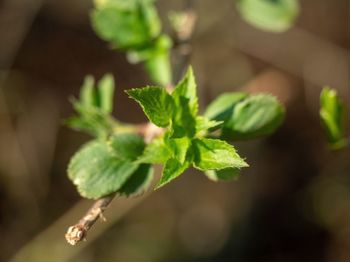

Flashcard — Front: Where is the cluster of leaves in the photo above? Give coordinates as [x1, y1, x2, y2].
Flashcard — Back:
[320, 87, 347, 149]
[67, 75, 153, 199]
[64, 0, 289, 200]
[236, 0, 300, 33]
[66, 68, 285, 199]
[91, 0, 172, 86]
[66, 74, 117, 139]
[127, 68, 250, 188]
[90, 0, 302, 84]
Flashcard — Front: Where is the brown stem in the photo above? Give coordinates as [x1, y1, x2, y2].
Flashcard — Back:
[135, 122, 164, 143]
[65, 194, 115, 245]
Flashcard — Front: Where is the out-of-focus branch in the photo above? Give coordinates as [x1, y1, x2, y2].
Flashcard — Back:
[172, 5, 197, 82]
[174, 10, 197, 43]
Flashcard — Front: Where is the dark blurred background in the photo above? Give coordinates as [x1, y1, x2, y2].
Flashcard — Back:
[2, 0, 350, 261]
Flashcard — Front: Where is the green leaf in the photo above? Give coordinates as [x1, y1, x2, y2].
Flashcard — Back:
[167, 137, 191, 163]
[80, 75, 97, 108]
[320, 87, 347, 149]
[139, 134, 191, 164]
[66, 74, 116, 138]
[91, 0, 161, 49]
[170, 67, 198, 138]
[156, 158, 190, 189]
[195, 116, 223, 137]
[94, 0, 141, 10]
[97, 73, 115, 113]
[138, 137, 172, 164]
[146, 136, 191, 188]
[193, 138, 248, 171]
[196, 116, 223, 130]
[65, 115, 103, 138]
[109, 133, 145, 160]
[126, 86, 175, 127]
[118, 164, 153, 197]
[144, 35, 172, 86]
[205, 92, 284, 141]
[68, 141, 139, 199]
[66, 103, 113, 138]
[127, 35, 172, 86]
[205, 168, 241, 181]
[137, 0, 162, 42]
[77, 74, 115, 113]
[204, 92, 248, 122]
[145, 53, 172, 86]
[236, 0, 299, 33]
[221, 94, 285, 140]
[171, 96, 197, 138]
[172, 66, 198, 116]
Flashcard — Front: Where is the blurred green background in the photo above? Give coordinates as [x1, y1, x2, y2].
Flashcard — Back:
[2, 0, 350, 261]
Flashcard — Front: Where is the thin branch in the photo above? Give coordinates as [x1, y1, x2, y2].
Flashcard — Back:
[65, 194, 115, 245]
[136, 122, 164, 143]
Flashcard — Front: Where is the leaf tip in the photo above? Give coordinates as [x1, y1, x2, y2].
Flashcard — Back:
[154, 180, 166, 190]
